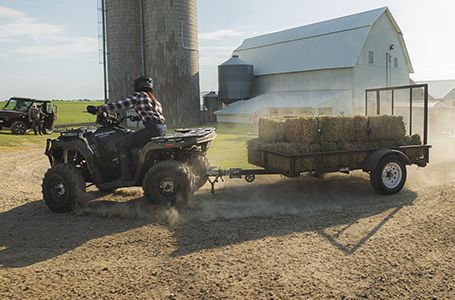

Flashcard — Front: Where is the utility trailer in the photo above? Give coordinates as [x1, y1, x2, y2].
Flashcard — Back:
[207, 84, 431, 196]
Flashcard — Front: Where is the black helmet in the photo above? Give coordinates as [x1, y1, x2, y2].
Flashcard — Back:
[134, 76, 154, 92]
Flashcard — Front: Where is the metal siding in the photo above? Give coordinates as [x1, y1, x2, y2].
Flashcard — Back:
[216, 90, 353, 116]
[254, 68, 354, 95]
[353, 13, 410, 114]
[143, 0, 200, 127]
[236, 7, 386, 51]
[235, 27, 369, 76]
[105, 0, 142, 102]
[416, 80, 455, 100]
[105, 0, 200, 127]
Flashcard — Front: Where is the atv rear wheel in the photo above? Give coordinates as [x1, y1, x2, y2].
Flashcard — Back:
[143, 160, 192, 207]
[42, 164, 87, 213]
[11, 120, 27, 135]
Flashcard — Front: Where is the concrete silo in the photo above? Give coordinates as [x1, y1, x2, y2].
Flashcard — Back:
[104, 0, 201, 127]
[105, 1, 142, 102]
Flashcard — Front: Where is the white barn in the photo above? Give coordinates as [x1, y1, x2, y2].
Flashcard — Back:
[216, 7, 413, 124]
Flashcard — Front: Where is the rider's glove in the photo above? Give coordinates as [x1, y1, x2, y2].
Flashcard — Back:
[86, 105, 98, 115]
[130, 115, 141, 122]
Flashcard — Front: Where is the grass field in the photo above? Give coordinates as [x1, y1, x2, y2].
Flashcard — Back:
[52, 100, 103, 125]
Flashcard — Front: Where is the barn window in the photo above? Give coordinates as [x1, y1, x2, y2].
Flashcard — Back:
[394, 57, 398, 68]
[368, 51, 374, 64]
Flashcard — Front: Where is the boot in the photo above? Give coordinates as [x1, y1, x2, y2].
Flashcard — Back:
[119, 152, 132, 181]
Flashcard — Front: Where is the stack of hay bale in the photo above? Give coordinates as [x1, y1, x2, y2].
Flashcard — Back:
[248, 115, 422, 174]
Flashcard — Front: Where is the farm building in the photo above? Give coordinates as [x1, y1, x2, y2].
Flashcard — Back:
[417, 79, 455, 103]
[216, 7, 413, 124]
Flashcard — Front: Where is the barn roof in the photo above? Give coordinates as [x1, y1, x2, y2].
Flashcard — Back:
[234, 7, 413, 75]
[416, 79, 455, 99]
[215, 90, 352, 116]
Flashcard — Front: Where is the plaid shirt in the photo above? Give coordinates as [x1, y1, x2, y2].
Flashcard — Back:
[99, 92, 165, 124]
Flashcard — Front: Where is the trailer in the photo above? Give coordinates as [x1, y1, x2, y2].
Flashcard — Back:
[207, 84, 431, 196]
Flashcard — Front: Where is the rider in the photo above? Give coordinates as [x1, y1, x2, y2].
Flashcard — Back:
[87, 76, 166, 181]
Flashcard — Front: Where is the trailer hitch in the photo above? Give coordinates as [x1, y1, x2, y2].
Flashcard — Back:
[207, 175, 224, 195]
[206, 167, 263, 195]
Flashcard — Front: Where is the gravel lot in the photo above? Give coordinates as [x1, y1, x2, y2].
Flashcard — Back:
[1, 140, 454, 299]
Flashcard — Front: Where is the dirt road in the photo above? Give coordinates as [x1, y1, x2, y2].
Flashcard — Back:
[1, 141, 455, 299]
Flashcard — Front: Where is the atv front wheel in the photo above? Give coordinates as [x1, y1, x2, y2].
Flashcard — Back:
[11, 120, 27, 135]
[42, 164, 87, 213]
[143, 160, 192, 207]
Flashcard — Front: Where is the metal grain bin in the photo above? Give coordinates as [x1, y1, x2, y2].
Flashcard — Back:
[203, 91, 221, 112]
[218, 55, 254, 105]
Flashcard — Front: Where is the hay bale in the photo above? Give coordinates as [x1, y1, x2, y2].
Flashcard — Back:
[320, 142, 351, 168]
[400, 134, 422, 146]
[352, 116, 369, 142]
[258, 118, 286, 142]
[248, 139, 321, 172]
[247, 139, 264, 166]
[284, 117, 319, 144]
[368, 115, 406, 141]
[318, 116, 356, 143]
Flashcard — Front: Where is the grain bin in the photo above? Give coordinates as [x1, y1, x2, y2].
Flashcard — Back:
[203, 91, 221, 112]
[105, 0, 201, 127]
[218, 55, 254, 105]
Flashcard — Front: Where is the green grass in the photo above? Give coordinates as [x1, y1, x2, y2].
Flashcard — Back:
[205, 123, 257, 169]
[52, 100, 103, 125]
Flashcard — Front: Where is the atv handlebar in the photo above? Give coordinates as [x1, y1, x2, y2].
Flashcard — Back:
[86, 106, 139, 127]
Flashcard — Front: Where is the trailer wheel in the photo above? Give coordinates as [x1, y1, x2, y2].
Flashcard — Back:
[42, 164, 87, 213]
[370, 155, 407, 195]
[143, 160, 192, 207]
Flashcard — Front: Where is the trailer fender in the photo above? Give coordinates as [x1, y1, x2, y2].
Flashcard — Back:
[362, 149, 411, 172]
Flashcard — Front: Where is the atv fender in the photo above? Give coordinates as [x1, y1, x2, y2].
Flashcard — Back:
[362, 149, 410, 172]
[48, 139, 103, 183]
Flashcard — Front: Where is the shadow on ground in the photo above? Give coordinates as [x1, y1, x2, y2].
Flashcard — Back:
[0, 173, 416, 268]
[173, 174, 417, 256]
[0, 191, 153, 268]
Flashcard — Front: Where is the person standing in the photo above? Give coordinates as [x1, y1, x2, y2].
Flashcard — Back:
[28, 103, 42, 135]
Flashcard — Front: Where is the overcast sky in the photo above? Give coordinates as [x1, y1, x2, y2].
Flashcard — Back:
[0, 0, 454, 100]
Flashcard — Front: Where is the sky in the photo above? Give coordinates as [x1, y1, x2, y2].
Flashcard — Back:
[0, 0, 454, 100]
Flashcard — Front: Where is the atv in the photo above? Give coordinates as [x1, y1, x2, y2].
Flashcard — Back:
[42, 110, 216, 212]
[0, 97, 56, 134]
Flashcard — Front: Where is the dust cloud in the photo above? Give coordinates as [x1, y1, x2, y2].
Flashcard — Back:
[74, 189, 180, 226]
